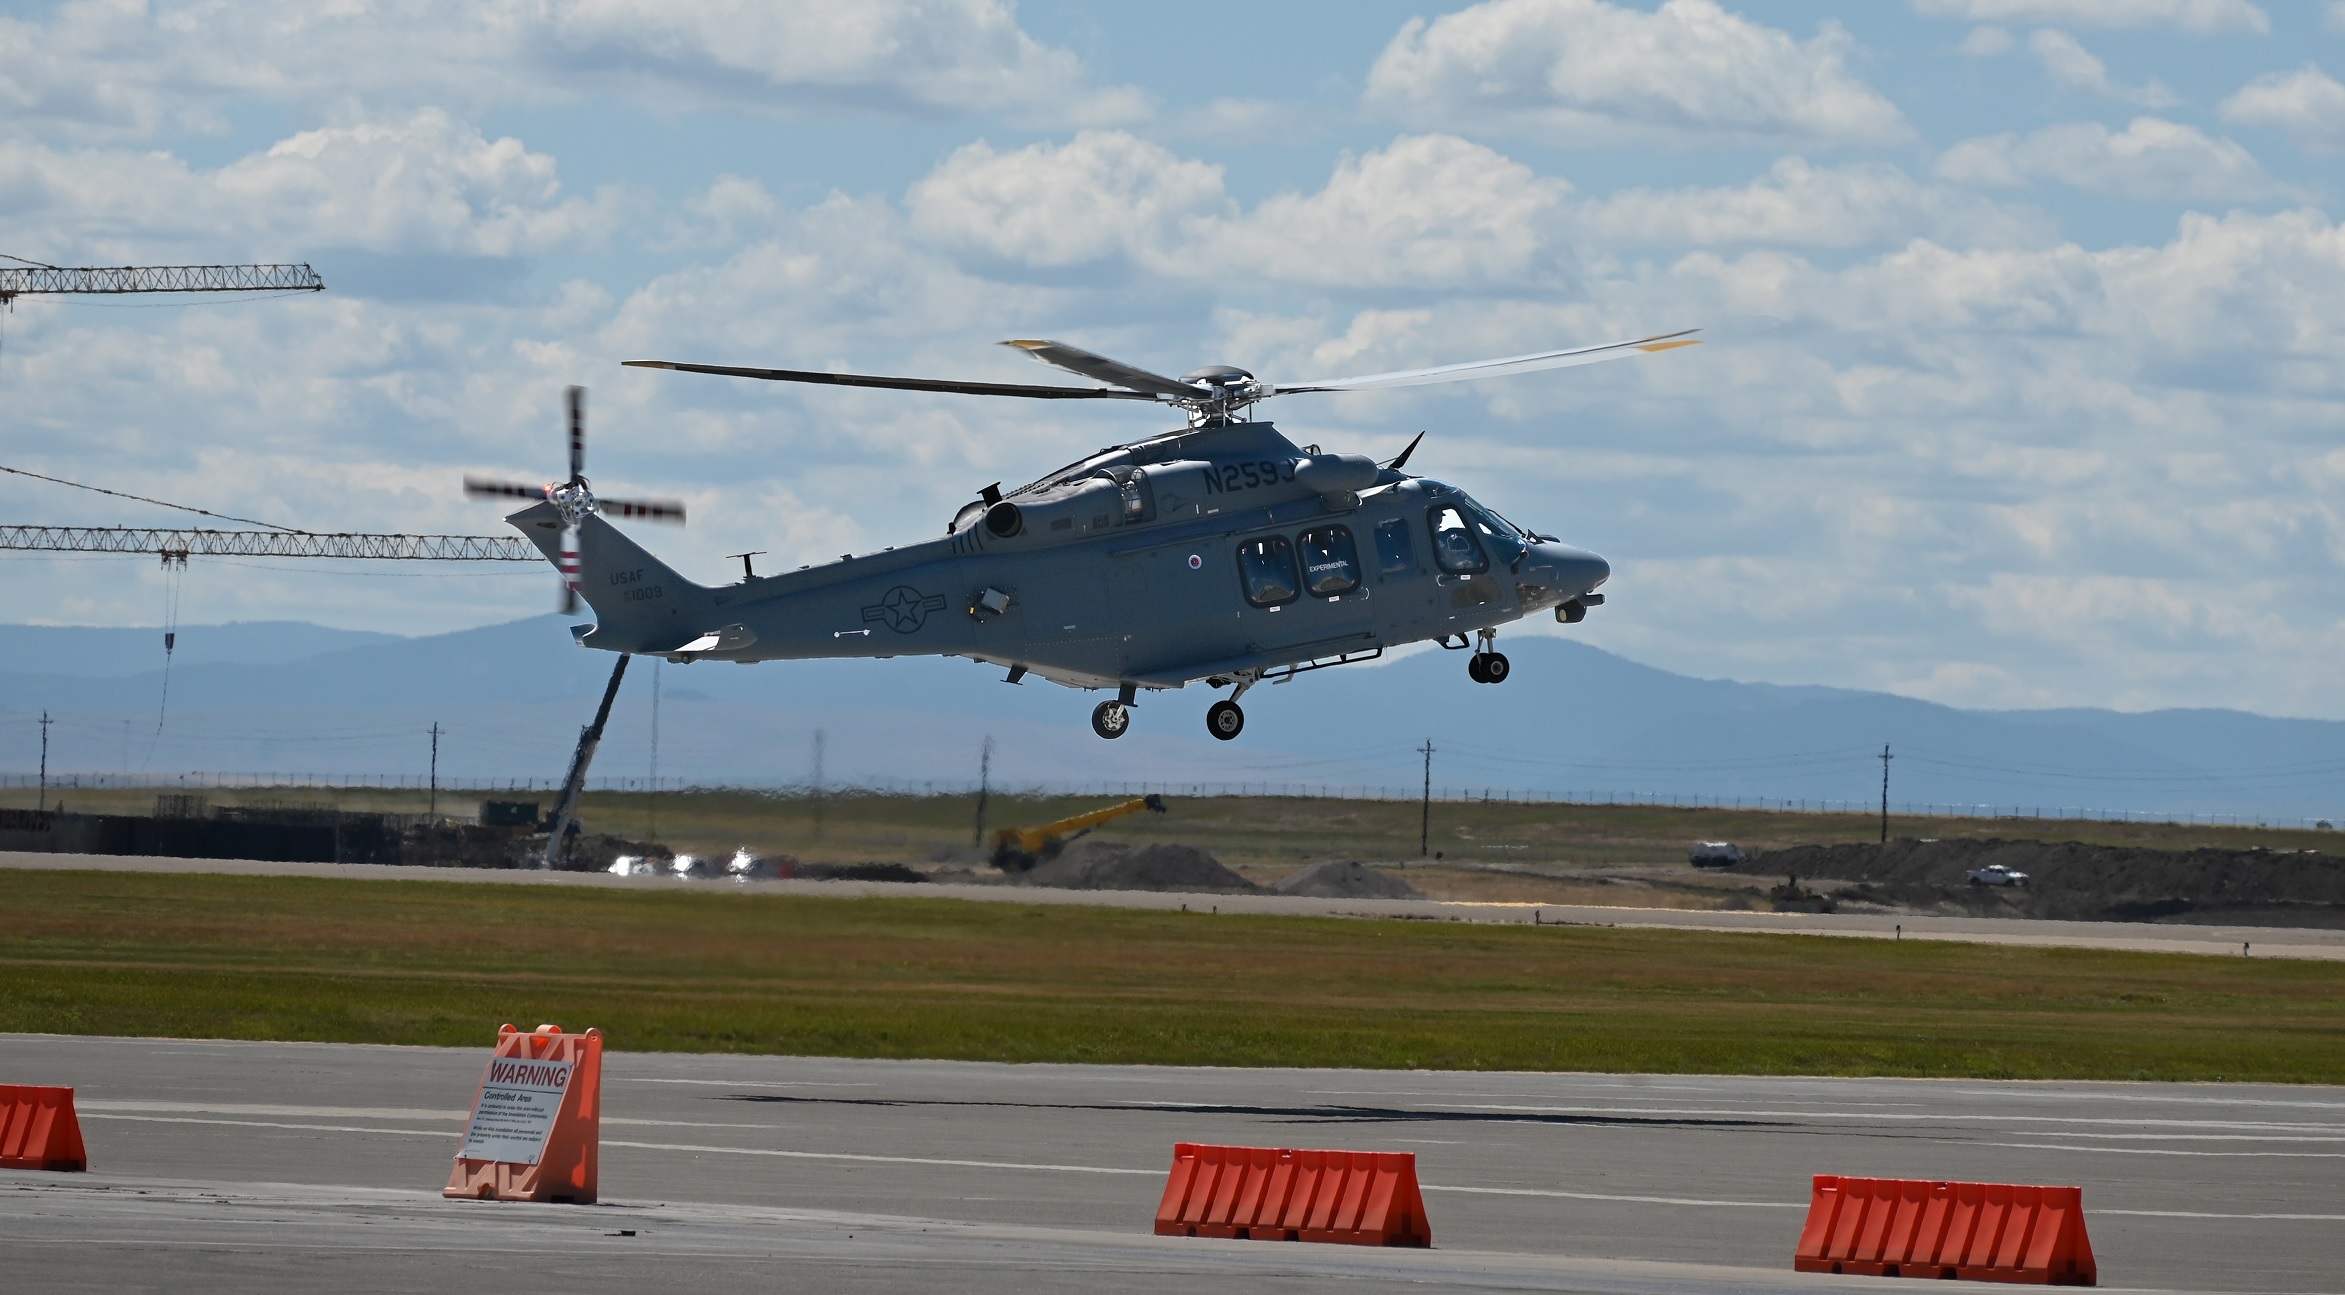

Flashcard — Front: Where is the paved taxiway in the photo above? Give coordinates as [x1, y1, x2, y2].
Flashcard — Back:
[10, 850, 2344, 961]
[3, 1036, 2340, 1293]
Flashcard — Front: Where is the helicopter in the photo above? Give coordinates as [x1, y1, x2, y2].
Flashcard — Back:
[468, 330, 1698, 741]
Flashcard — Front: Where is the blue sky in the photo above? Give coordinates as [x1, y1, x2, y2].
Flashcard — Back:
[2, 0, 2343, 717]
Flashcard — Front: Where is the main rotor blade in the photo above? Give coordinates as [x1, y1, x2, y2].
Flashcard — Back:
[566, 386, 585, 483]
[602, 497, 687, 523]
[1000, 340, 1201, 400]
[465, 478, 548, 501]
[1276, 329, 1702, 394]
[623, 359, 1159, 402]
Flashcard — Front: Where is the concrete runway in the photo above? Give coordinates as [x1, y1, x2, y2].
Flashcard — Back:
[3, 1036, 2340, 1293]
[10, 850, 2345, 961]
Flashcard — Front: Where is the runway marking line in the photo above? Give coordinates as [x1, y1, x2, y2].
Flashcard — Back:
[1448, 1103, 2343, 1133]
[53, 1118, 2345, 1223]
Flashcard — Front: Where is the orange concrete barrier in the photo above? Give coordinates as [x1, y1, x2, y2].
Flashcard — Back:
[1795, 1174, 2097, 1286]
[0, 1085, 87, 1172]
[444, 1023, 601, 1204]
[1154, 1142, 1432, 1247]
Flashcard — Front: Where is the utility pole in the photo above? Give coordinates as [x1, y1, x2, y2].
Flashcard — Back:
[1879, 743, 1893, 844]
[811, 728, 826, 840]
[428, 722, 441, 820]
[37, 711, 52, 812]
[1418, 739, 1435, 857]
[972, 735, 994, 848]
[647, 659, 661, 843]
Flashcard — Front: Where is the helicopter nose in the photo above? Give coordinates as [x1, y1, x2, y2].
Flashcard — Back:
[1531, 542, 1609, 596]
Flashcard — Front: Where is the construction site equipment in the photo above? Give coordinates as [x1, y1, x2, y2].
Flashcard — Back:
[0, 525, 535, 562]
[540, 656, 631, 868]
[990, 793, 1166, 871]
[446, 1024, 602, 1204]
[1154, 1143, 1432, 1247]
[1795, 1174, 2097, 1285]
[0, 1085, 88, 1172]
[0, 259, 323, 305]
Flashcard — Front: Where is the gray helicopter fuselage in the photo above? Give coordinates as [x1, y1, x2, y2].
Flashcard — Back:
[513, 418, 1609, 696]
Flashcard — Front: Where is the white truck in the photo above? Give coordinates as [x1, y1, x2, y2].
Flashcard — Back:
[1966, 863, 2029, 887]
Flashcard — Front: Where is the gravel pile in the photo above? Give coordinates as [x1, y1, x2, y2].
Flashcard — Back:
[1751, 837, 2345, 925]
[1019, 841, 1260, 893]
[1275, 860, 1425, 900]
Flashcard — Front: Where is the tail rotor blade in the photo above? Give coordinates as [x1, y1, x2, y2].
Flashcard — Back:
[465, 477, 548, 500]
[558, 524, 582, 613]
[566, 386, 586, 484]
[601, 497, 687, 523]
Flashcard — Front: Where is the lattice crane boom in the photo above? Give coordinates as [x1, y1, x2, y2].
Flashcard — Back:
[0, 525, 536, 562]
[0, 259, 324, 304]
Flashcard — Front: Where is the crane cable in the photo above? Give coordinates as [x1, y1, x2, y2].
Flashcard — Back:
[0, 462, 300, 532]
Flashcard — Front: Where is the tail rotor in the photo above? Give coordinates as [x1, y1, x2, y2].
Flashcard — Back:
[464, 385, 686, 613]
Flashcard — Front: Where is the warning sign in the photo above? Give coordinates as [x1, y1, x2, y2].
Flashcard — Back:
[457, 1056, 574, 1165]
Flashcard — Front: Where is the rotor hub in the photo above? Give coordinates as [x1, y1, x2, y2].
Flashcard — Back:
[548, 479, 597, 527]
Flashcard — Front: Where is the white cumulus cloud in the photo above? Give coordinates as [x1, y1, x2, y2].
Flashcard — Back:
[2027, 29, 2177, 106]
[1574, 157, 2049, 249]
[1364, 0, 1909, 148]
[2221, 66, 2345, 153]
[0, 0, 1142, 142]
[0, 110, 626, 263]
[1910, 0, 2269, 32]
[1936, 118, 2273, 200]
[909, 132, 1569, 289]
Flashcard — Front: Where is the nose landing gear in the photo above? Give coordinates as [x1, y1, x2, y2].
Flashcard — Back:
[1092, 682, 1139, 739]
[1466, 629, 1510, 684]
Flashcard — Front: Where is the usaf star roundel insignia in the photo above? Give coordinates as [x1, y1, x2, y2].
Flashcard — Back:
[863, 584, 949, 633]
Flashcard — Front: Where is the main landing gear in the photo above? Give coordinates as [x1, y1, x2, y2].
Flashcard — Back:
[1204, 671, 1260, 741]
[1467, 629, 1509, 685]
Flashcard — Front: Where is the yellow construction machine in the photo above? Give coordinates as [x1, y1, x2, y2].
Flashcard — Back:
[990, 794, 1167, 871]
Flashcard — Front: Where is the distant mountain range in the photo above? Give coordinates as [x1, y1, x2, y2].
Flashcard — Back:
[3, 617, 2340, 820]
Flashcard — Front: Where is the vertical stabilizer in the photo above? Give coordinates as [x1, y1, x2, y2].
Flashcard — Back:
[506, 503, 713, 651]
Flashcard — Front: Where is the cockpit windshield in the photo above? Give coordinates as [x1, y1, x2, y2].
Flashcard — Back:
[1452, 492, 1528, 564]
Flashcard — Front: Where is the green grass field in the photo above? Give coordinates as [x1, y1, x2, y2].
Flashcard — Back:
[5, 868, 2339, 1082]
[11, 784, 2336, 869]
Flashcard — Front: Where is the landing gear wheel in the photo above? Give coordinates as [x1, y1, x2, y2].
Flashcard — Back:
[1467, 653, 1491, 684]
[1481, 651, 1510, 684]
[1206, 700, 1245, 741]
[1090, 700, 1130, 740]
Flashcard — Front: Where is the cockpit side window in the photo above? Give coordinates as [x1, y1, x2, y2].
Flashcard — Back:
[1373, 518, 1414, 574]
[1236, 535, 1300, 607]
[1428, 506, 1488, 574]
[1297, 526, 1360, 597]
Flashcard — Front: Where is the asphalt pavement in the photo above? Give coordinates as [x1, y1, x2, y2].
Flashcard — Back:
[3, 1035, 2339, 1293]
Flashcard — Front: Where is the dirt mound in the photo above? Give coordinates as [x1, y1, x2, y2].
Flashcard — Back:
[1275, 860, 1425, 900]
[1750, 837, 2345, 926]
[796, 862, 926, 884]
[1019, 841, 1259, 894]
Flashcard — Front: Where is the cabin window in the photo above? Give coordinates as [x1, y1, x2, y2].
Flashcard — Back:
[1373, 518, 1414, 574]
[1235, 535, 1300, 607]
[1297, 526, 1360, 597]
[1428, 506, 1488, 574]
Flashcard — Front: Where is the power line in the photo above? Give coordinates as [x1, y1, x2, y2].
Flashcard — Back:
[0, 462, 299, 531]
